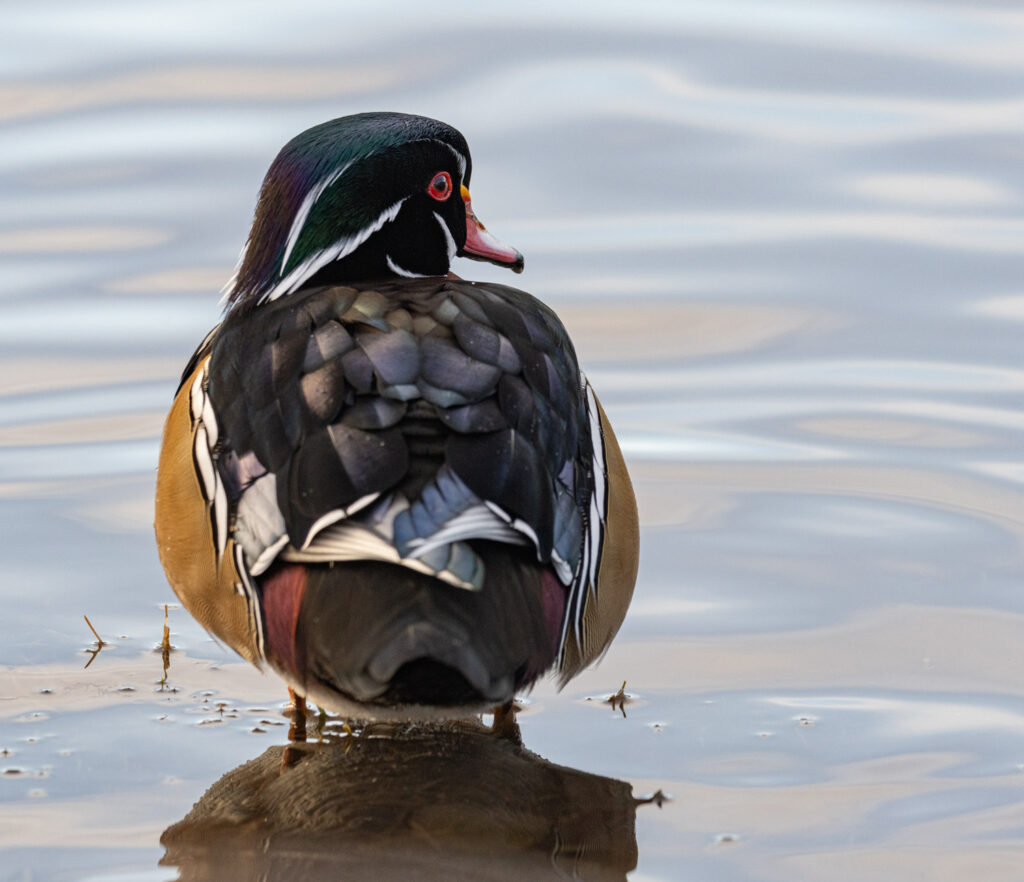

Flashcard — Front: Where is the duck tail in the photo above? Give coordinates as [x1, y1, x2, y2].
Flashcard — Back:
[260, 541, 564, 712]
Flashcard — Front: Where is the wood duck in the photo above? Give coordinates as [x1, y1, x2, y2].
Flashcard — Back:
[155, 112, 638, 720]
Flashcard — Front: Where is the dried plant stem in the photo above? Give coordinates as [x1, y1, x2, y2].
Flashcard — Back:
[83, 615, 106, 646]
[160, 604, 171, 685]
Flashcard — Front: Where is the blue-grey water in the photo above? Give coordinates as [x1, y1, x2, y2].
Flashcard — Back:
[2, 2, 1024, 880]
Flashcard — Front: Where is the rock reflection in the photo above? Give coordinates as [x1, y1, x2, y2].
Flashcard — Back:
[160, 719, 639, 881]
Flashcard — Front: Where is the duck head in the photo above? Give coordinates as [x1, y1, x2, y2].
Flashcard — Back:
[226, 112, 524, 311]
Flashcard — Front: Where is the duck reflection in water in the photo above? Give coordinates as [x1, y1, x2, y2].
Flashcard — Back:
[160, 716, 641, 881]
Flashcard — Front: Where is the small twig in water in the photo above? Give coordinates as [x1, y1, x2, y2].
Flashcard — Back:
[83, 615, 106, 647]
[607, 680, 629, 718]
[159, 604, 171, 687]
[82, 615, 107, 669]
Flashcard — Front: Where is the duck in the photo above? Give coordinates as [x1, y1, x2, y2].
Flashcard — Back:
[154, 112, 638, 720]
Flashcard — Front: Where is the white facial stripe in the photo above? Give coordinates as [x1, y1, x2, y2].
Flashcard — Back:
[433, 212, 457, 264]
[434, 140, 467, 180]
[386, 255, 430, 278]
[280, 159, 356, 274]
[260, 197, 407, 304]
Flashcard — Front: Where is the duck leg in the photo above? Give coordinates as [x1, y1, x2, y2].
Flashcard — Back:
[287, 688, 307, 742]
[280, 689, 309, 771]
[490, 700, 521, 744]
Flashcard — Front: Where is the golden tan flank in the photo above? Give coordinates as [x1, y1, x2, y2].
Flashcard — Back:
[153, 359, 259, 664]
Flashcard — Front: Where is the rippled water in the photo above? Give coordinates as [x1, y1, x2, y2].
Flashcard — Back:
[2, 1, 1023, 880]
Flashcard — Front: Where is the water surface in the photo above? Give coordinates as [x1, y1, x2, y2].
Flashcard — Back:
[2, 2, 1023, 880]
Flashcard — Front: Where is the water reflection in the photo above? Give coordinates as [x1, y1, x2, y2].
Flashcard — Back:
[160, 720, 640, 881]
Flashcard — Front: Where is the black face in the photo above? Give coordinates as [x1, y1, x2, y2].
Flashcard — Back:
[306, 148, 469, 286]
[228, 113, 475, 310]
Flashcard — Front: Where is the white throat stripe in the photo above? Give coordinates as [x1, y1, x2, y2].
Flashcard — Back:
[386, 255, 430, 278]
[434, 140, 467, 180]
[433, 212, 457, 264]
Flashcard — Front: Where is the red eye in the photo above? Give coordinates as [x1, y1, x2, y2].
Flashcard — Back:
[428, 171, 452, 201]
